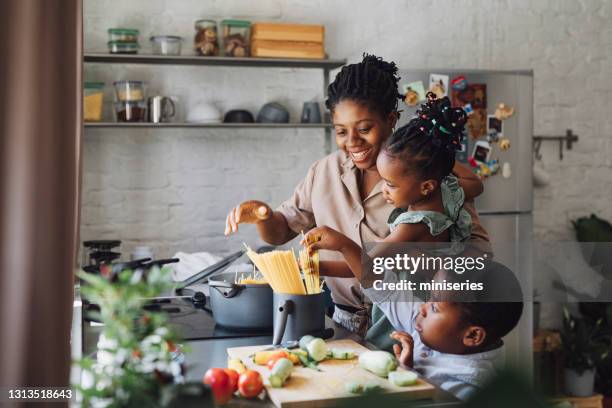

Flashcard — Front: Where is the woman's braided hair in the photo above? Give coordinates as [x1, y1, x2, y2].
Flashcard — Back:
[325, 53, 403, 119]
[384, 92, 467, 181]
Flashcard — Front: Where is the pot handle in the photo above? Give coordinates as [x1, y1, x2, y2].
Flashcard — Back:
[210, 281, 243, 298]
[272, 300, 294, 346]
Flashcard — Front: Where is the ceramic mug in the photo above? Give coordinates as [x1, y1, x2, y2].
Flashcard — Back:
[301, 101, 322, 124]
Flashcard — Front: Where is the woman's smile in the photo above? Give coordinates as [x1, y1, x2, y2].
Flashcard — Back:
[347, 147, 373, 163]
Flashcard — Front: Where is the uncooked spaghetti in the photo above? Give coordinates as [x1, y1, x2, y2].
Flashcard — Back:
[244, 244, 321, 295]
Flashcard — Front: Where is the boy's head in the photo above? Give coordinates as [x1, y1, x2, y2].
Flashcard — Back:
[416, 261, 524, 354]
[378, 93, 467, 208]
[415, 301, 523, 354]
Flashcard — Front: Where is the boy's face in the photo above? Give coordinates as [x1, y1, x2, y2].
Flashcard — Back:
[415, 302, 478, 354]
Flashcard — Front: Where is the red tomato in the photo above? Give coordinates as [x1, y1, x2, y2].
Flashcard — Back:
[203, 368, 232, 405]
[265, 350, 289, 369]
[238, 370, 263, 398]
[223, 368, 239, 393]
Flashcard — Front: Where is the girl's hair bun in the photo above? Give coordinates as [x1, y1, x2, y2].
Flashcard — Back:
[418, 92, 467, 153]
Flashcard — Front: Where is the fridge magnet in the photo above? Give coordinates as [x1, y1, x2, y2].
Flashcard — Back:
[451, 75, 468, 91]
[499, 137, 511, 151]
[502, 162, 512, 179]
[468, 156, 478, 168]
[451, 83, 486, 109]
[486, 131, 500, 144]
[494, 103, 515, 120]
[429, 74, 450, 98]
[476, 159, 500, 179]
[472, 140, 492, 163]
[487, 114, 503, 135]
[463, 103, 474, 116]
[403, 81, 426, 105]
[467, 109, 487, 139]
[404, 89, 419, 106]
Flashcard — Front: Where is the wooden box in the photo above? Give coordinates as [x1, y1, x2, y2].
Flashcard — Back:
[251, 22, 325, 43]
[251, 40, 325, 59]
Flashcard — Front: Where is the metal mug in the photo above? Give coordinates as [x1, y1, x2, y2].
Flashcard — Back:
[148, 96, 176, 123]
[272, 292, 325, 345]
[300, 101, 322, 124]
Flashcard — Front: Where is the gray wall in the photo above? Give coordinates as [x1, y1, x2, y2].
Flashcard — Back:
[83, 0, 612, 258]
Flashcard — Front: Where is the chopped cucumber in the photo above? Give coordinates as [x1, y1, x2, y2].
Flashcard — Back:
[330, 348, 355, 360]
[363, 383, 382, 393]
[358, 351, 398, 378]
[345, 382, 363, 394]
[388, 370, 418, 386]
[306, 338, 328, 362]
[299, 335, 316, 351]
[268, 358, 293, 388]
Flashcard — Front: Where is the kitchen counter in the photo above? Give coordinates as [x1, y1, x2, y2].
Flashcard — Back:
[75, 298, 461, 407]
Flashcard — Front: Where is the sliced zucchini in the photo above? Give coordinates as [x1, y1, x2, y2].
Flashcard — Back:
[388, 370, 418, 386]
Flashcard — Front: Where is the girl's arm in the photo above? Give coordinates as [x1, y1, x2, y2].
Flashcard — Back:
[319, 261, 354, 278]
[304, 223, 431, 280]
[452, 162, 484, 199]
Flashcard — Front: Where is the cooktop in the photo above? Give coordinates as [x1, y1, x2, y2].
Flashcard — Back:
[84, 296, 272, 341]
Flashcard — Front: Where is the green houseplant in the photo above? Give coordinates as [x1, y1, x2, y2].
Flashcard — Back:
[75, 266, 210, 407]
[560, 308, 610, 397]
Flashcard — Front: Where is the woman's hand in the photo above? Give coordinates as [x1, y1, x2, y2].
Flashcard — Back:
[301, 226, 350, 253]
[391, 331, 414, 369]
[224, 200, 272, 235]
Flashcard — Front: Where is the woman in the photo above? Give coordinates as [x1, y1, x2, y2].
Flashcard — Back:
[225, 55, 489, 339]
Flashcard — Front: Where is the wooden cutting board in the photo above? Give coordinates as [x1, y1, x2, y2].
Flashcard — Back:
[227, 339, 435, 408]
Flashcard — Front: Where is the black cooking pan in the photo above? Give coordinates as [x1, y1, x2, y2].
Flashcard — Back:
[208, 272, 273, 330]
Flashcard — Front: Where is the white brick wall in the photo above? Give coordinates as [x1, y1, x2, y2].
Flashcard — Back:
[82, 0, 612, 260]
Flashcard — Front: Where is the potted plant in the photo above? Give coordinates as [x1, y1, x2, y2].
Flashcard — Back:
[560, 308, 610, 397]
[75, 265, 210, 407]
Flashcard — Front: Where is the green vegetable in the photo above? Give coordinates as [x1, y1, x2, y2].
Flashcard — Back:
[388, 370, 418, 386]
[290, 349, 308, 358]
[363, 383, 382, 393]
[345, 382, 363, 394]
[358, 351, 398, 378]
[299, 335, 316, 351]
[306, 338, 328, 362]
[268, 358, 293, 388]
[297, 354, 320, 371]
[330, 348, 355, 360]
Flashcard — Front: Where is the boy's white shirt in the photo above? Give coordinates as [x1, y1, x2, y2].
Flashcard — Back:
[362, 274, 506, 401]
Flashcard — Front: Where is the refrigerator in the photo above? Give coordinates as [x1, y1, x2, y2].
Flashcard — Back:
[396, 69, 534, 374]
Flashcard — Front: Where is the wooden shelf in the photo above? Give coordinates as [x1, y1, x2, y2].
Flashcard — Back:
[84, 122, 333, 129]
[84, 53, 346, 69]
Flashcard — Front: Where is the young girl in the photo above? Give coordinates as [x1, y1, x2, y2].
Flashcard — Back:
[303, 92, 481, 280]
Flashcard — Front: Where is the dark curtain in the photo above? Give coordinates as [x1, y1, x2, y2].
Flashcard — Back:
[0, 0, 82, 401]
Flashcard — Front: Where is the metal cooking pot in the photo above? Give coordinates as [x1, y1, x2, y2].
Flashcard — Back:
[208, 272, 273, 330]
[272, 292, 325, 345]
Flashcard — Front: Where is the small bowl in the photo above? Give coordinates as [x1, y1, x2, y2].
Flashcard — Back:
[224, 109, 255, 123]
[150, 35, 183, 56]
[257, 102, 290, 123]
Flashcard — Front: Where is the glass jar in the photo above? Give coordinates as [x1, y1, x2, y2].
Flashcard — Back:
[108, 28, 139, 43]
[113, 80, 145, 102]
[115, 101, 147, 122]
[194, 20, 219, 56]
[150, 35, 183, 56]
[221, 19, 251, 57]
[84, 82, 105, 122]
[108, 41, 139, 54]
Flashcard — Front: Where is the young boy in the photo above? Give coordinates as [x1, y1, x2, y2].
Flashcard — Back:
[385, 297, 522, 400]
[353, 260, 523, 401]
